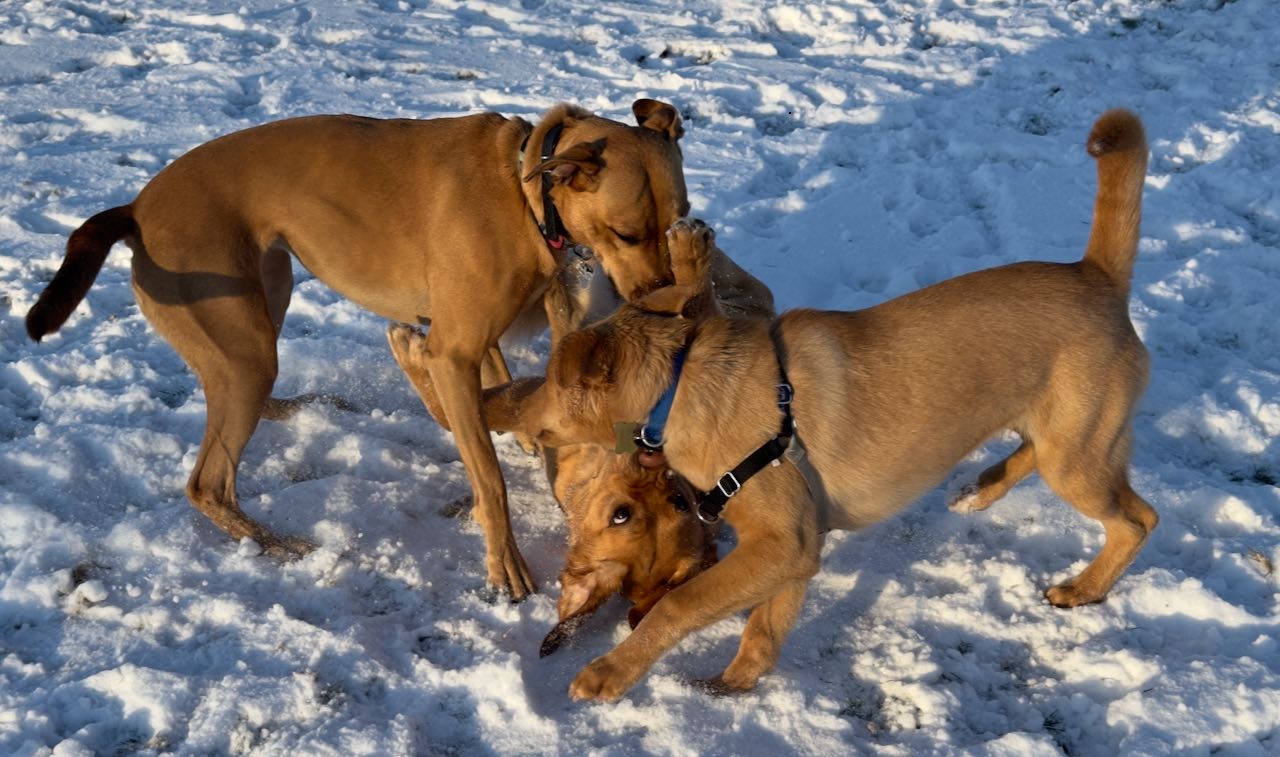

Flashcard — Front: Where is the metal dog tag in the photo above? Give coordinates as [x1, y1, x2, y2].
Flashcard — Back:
[613, 421, 642, 454]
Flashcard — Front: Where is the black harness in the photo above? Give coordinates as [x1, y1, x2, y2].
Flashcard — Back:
[626, 330, 796, 525]
[688, 366, 794, 524]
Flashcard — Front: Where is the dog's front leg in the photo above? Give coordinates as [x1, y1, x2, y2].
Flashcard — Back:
[569, 513, 820, 702]
[420, 341, 536, 599]
[714, 572, 814, 692]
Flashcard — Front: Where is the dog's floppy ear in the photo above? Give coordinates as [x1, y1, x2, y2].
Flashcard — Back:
[523, 140, 605, 190]
[632, 99, 684, 141]
[550, 328, 616, 389]
[540, 561, 627, 656]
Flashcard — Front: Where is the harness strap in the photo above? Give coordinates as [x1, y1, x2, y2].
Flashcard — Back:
[692, 361, 794, 524]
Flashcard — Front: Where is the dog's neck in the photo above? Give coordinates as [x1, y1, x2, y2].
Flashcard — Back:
[518, 104, 589, 244]
[659, 316, 788, 493]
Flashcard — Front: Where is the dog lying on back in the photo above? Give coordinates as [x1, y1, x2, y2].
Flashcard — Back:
[388, 235, 774, 654]
[472, 110, 1158, 700]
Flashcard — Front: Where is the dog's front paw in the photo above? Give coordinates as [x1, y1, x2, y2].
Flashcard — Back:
[569, 653, 640, 702]
[387, 324, 452, 428]
[666, 218, 714, 286]
[1044, 579, 1107, 608]
[707, 664, 765, 693]
[948, 484, 984, 514]
[485, 534, 537, 601]
[258, 532, 317, 561]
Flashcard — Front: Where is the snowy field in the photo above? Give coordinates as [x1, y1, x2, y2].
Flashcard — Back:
[2, 0, 1278, 754]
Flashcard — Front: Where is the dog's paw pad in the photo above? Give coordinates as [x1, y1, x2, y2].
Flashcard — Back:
[666, 218, 714, 288]
[667, 217, 704, 233]
[386, 324, 430, 365]
[260, 534, 317, 561]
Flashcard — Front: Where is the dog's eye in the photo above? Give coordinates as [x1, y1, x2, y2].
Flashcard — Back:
[612, 229, 642, 246]
[610, 505, 631, 526]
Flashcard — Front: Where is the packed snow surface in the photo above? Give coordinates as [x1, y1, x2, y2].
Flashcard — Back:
[2, 1, 1278, 754]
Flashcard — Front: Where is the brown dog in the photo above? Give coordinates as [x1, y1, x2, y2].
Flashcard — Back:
[386, 324, 716, 653]
[476, 110, 1158, 700]
[386, 230, 773, 651]
[23, 100, 691, 598]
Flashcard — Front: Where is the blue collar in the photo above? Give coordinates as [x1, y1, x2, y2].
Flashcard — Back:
[635, 347, 687, 451]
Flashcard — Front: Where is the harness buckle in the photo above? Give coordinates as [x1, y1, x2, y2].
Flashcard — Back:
[696, 504, 721, 525]
[777, 382, 794, 406]
[716, 471, 742, 500]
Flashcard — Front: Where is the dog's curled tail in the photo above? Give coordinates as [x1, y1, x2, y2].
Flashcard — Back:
[1082, 109, 1147, 295]
[25, 205, 136, 342]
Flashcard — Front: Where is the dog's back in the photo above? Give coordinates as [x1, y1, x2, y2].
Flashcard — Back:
[777, 110, 1149, 530]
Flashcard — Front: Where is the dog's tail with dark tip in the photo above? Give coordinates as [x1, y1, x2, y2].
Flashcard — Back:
[25, 205, 136, 342]
[1082, 109, 1147, 295]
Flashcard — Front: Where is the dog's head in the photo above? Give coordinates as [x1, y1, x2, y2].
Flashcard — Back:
[540, 447, 715, 655]
[479, 307, 692, 451]
[482, 219, 718, 450]
[523, 100, 689, 302]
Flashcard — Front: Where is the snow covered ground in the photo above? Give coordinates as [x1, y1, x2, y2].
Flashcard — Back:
[2, 0, 1278, 753]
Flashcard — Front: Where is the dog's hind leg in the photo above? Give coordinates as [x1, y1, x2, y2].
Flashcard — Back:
[950, 441, 1037, 513]
[261, 243, 293, 336]
[1041, 472, 1157, 607]
[1034, 426, 1157, 607]
[132, 237, 312, 559]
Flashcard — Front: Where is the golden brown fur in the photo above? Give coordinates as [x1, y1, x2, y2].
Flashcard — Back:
[386, 218, 773, 650]
[24, 100, 693, 598]
[476, 111, 1158, 700]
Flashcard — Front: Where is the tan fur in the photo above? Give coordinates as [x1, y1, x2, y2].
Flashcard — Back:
[387, 219, 772, 648]
[478, 110, 1158, 700]
[24, 100, 693, 598]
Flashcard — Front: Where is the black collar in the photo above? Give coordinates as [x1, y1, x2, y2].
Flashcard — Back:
[536, 123, 570, 250]
[523, 123, 593, 264]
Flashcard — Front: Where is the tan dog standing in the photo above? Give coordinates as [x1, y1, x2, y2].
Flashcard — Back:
[24, 100, 690, 598]
[476, 110, 1158, 700]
